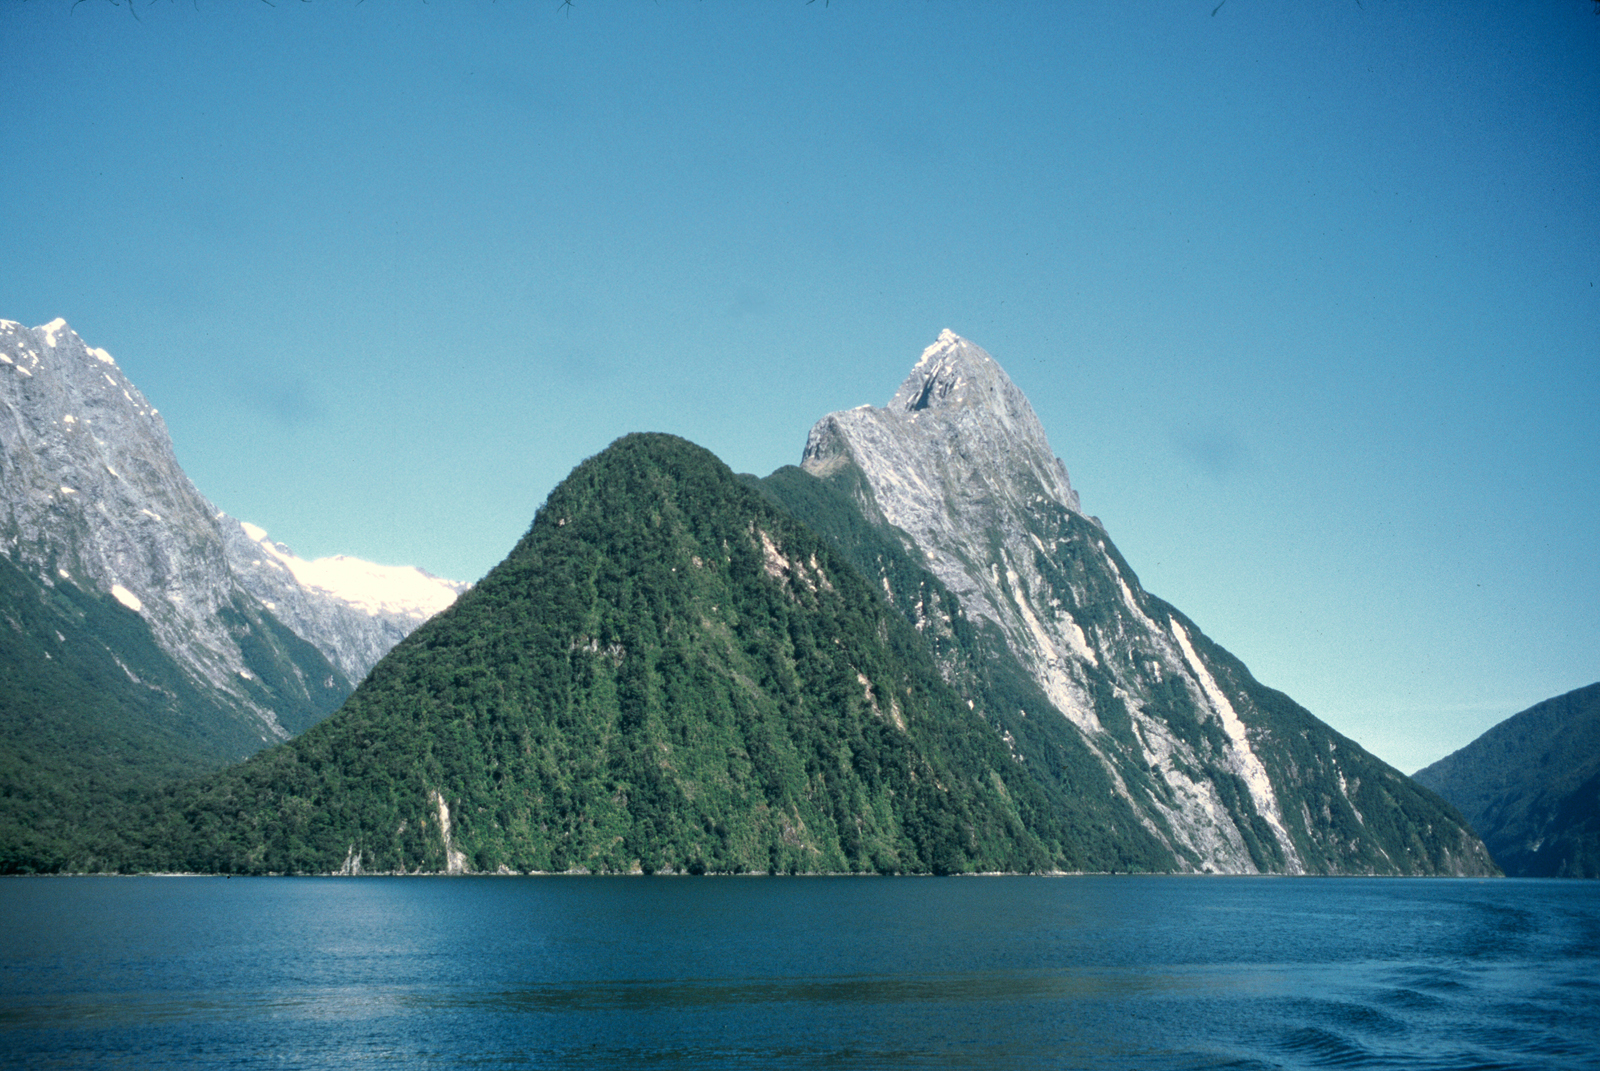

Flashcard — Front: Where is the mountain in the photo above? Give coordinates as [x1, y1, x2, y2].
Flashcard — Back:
[222, 518, 467, 683]
[790, 330, 1494, 876]
[1414, 682, 1600, 877]
[117, 333, 1492, 876]
[128, 433, 1159, 876]
[0, 318, 462, 871]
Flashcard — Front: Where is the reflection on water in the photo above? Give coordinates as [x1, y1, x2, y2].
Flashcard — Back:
[2, 876, 1597, 1069]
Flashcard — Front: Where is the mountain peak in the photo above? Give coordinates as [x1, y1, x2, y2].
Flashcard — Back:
[890, 329, 996, 413]
[804, 331, 1081, 516]
[800, 331, 1086, 715]
[790, 332, 1495, 877]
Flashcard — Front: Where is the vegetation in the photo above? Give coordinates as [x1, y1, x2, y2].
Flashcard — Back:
[0, 554, 348, 873]
[6, 433, 1502, 877]
[752, 461, 1497, 878]
[116, 434, 1145, 875]
[747, 465, 1175, 874]
[1414, 682, 1600, 877]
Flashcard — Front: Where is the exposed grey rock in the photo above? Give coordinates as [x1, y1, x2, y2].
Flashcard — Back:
[801, 330, 1493, 875]
[0, 318, 463, 747]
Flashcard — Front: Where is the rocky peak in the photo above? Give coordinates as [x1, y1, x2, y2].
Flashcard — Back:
[806, 331, 1080, 513]
[221, 516, 469, 682]
[1, 317, 464, 736]
[795, 332, 1496, 876]
[1, 319, 250, 705]
[892, 329, 1029, 420]
[801, 332, 1082, 636]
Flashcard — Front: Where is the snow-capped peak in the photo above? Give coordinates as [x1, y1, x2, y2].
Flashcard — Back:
[238, 522, 466, 620]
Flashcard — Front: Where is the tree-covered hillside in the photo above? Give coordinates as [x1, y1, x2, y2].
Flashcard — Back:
[1415, 682, 1600, 877]
[120, 434, 1174, 875]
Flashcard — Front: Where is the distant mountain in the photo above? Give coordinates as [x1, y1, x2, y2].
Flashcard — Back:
[119, 333, 1493, 876]
[222, 518, 467, 683]
[790, 331, 1493, 875]
[1414, 682, 1600, 877]
[0, 318, 463, 871]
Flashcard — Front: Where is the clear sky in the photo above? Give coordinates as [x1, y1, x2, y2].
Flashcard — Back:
[4, 1, 1596, 774]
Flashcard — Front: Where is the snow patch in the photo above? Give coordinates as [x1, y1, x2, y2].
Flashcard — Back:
[911, 328, 962, 372]
[59, 486, 77, 495]
[89, 347, 116, 365]
[40, 318, 67, 346]
[239, 521, 463, 618]
[110, 584, 142, 612]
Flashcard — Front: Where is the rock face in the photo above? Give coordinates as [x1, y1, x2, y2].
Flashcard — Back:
[0, 317, 467, 872]
[0, 318, 463, 744]
[1414, 682, 1600, 877]
[804, 331, 1090, 723]
[799, 330, 1494, 875]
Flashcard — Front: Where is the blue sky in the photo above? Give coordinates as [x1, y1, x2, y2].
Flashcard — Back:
[4, 0, 1596, 773]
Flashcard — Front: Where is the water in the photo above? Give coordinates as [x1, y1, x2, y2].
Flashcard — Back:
[1, 876, 1596, 1069]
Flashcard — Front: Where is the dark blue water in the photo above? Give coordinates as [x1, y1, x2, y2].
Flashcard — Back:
[1, 876, 1596, 1069]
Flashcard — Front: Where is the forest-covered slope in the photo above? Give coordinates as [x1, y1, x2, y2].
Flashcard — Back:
[1415, 682, 1600, 877]
[119, 434, 1174, 875]
[751, 461, 1495, 877]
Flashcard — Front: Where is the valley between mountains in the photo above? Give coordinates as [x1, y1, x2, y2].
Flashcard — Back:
[2, 321, 1500, 875]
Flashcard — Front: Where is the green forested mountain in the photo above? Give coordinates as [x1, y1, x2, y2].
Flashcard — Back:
[1414, 682, 1600, 877]
[120, 434, 1172, 875]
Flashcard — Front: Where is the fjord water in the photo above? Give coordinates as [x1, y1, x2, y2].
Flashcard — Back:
[2, 877, 1596, 1070]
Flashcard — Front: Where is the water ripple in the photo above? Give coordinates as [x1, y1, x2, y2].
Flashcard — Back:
[3, 876, 1597, 1071]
